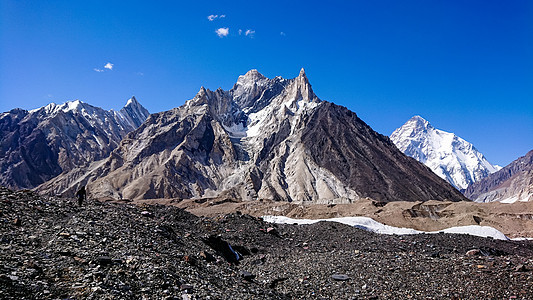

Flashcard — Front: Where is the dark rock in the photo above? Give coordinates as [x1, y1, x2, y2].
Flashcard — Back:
[97, 256, 112, 266]
[199, 250, 216, 262]
[203, 235, 242, 263]
[13, 217, 21, 226]
[240, 271, 255, 281]
[269, 277, 288, 289]
[331, 274, 350, 281]
[183, 255, 197, 266]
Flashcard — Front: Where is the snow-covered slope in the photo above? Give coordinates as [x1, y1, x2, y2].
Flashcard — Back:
[0, 97, 149, 189]
[390, 116, 501, 190]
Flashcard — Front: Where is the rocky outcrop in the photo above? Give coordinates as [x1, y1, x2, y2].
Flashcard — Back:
[0, 97, 149, 189]
[465, 150, 533, 202]
[38, 69, 466, 203]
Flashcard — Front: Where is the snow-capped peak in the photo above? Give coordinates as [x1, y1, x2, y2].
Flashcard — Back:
[125, 96, 138, 107]
[391, 116, 501, 190]
[118, 96, 150, 128]
[406, 115, 431, 130]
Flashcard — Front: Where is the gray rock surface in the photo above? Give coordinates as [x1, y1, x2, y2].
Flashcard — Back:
[465, 150, 533, 202]
[38, 69, 465, 203]
[0, 97, 149, 190]
[0, 186, 532, 299]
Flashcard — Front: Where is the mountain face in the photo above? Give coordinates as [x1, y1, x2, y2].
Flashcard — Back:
[390, 116, 501, 191]
[38, 69, 466, 203]
[464, 150, 533, 203]
[0, 97, 149, 189]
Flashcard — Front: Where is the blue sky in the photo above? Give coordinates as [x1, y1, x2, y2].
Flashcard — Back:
[1, 0, 531, 166]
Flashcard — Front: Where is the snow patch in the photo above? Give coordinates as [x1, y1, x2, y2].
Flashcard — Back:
[263, 216, 510, 240]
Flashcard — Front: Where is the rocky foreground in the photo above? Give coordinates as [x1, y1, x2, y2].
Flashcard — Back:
[1, 187, 532, 299]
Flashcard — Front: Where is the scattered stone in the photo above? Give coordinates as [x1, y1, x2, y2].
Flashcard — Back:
[183, 255, 197, 265]
[97, 256, 112, 266]
[199, 250, 216, 262]
[514, 264, 527, 272]
[0, 186, 532, 299]
[240, 271, 255, 281]
[202, 235, 242, 263]
[13, 217, 21, 226]
[141, 211, 153, 217]
[331, 274, 350, 281]
[466, 249, 481, 256]
[266, 227, 279, 236]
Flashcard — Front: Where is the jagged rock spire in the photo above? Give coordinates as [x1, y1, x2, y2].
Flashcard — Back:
[292, 67, 315, 102]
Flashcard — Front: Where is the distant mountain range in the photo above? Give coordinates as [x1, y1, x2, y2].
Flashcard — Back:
[0, 97, 149, 189]
[390, 116, 501, 191]
[465, 150, 532, 203]
[36, 69, 465, 203]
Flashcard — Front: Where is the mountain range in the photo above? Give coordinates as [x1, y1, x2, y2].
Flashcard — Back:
[37, 69, 465, 203]
[0, 97, 149, 190]
[390, 116, 501, 191]
[465, 150, 533, 203]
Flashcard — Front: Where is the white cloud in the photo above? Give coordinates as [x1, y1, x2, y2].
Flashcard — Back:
[280, 31, 286, 36]
[238, 29, 242, 35]
[135, 72, 144, 76]
[245, 29, 255, 37]
[215, 27, 229, 37]
[208, 14, 226, 21]
[94, 68, 104, 72]
[104, 62, 114, 70]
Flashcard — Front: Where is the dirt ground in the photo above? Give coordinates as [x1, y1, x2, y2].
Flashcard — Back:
[115, 197, 533, 239]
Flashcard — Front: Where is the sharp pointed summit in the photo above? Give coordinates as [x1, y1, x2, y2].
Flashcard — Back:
[299, 67, 307, 78]
[119, 96, 150, 128]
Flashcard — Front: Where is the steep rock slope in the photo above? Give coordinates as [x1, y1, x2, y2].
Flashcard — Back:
[39, 70, 465, 203]
[0, 97, 149, 189]
[390, 116, 500, 190]
[465, 150, 533, 202]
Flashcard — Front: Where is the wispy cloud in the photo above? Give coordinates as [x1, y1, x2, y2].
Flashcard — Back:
[280, 32, 286, 36]
[216, 27, 229, 38]
[238, 29, 242, 35]
[135, 72, 144, 76]
[245, 29, 255, 37]
[208, 14, 226, 21]
[94, 62, 114, 72]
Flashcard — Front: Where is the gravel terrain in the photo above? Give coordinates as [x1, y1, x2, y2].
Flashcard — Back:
[1, 187, 532, 299]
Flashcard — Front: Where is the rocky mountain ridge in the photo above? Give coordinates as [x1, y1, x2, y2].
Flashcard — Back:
[38, 69, 466, 203]
[465, 150, 533, 203]
[0, 97, 149, 189]
[390, 115, 501, 190]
